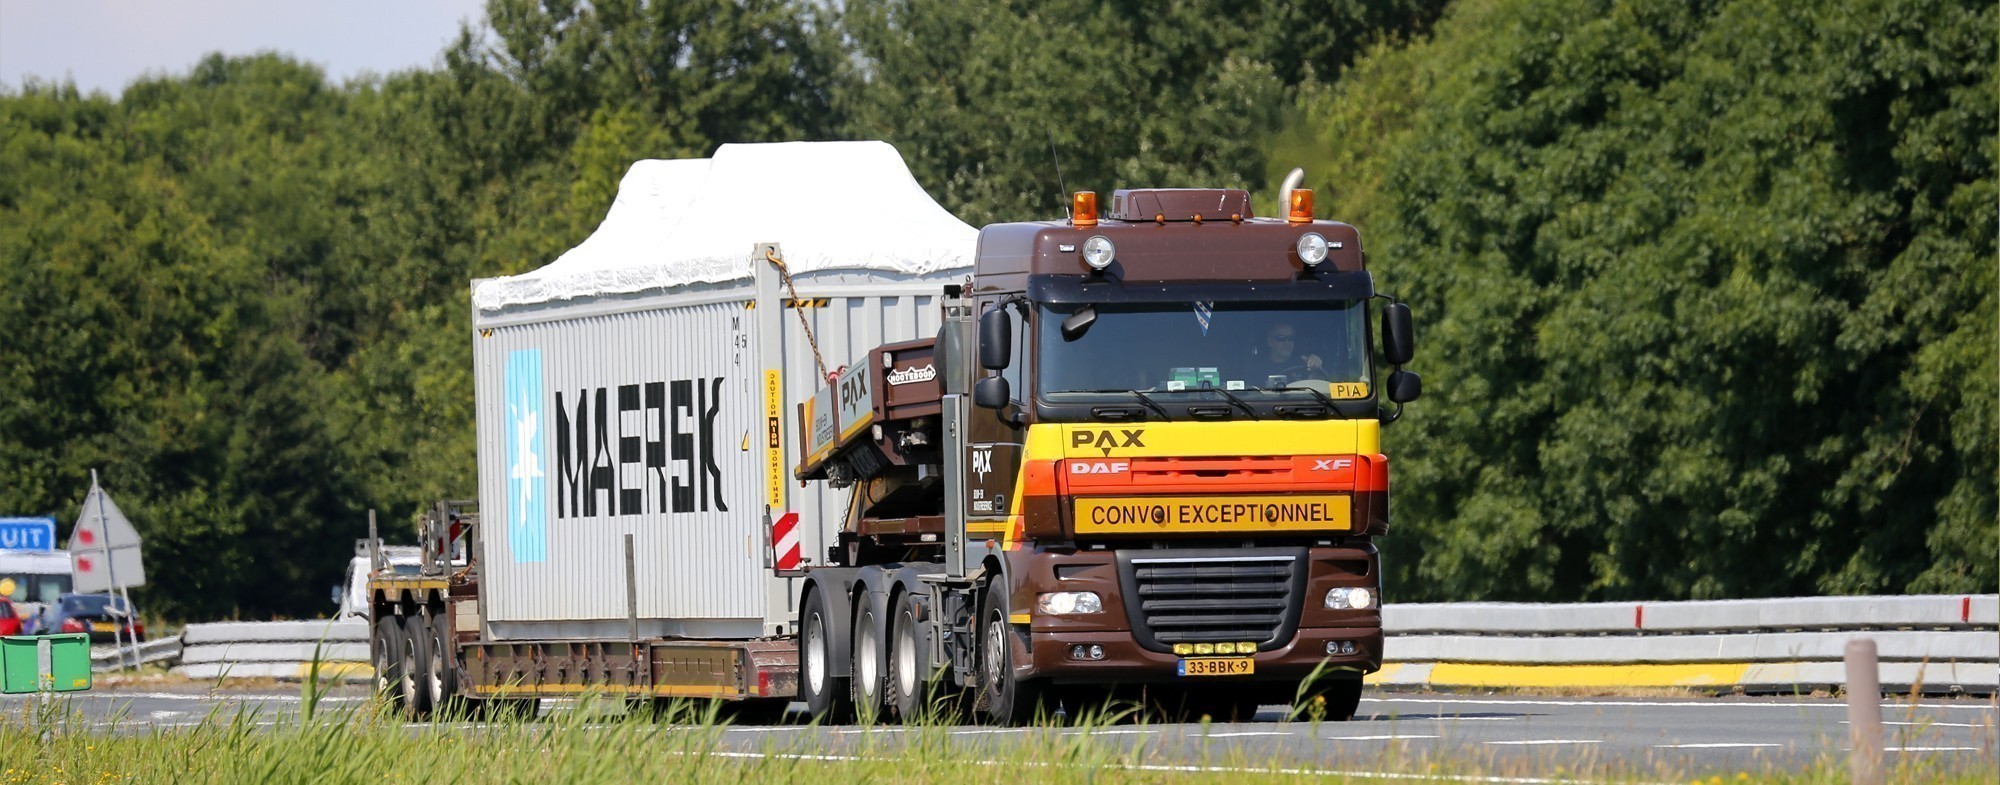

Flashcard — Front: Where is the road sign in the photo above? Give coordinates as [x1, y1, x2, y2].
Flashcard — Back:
[0, 634, 91, 693]
[0, 517, 56, 551]
[72, 480, 145, 593]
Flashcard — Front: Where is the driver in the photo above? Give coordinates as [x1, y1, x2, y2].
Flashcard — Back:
[1256, 322, 1325, 384]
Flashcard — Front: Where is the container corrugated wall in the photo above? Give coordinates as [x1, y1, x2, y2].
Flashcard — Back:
[476, 298, 766, 632]
[776, 292, 944, 587]
[473, 269, 958, 641]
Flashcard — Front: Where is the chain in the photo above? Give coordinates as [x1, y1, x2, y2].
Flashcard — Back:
[767, 249, 831, 383]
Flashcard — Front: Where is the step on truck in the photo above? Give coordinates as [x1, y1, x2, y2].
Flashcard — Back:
[366, 141, 1419, 724]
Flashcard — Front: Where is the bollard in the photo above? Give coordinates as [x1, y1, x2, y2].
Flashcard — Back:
[1845, 638, 1884, 785]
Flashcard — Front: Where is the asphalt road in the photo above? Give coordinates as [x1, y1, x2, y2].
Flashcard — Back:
[8, 688, 1994, 780]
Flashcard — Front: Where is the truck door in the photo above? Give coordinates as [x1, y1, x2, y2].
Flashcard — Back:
[964, 297, 1028, 540]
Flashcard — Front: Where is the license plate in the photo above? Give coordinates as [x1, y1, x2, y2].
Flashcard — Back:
[90, 622, 115, 632]
[1177, 657, 1254, 677]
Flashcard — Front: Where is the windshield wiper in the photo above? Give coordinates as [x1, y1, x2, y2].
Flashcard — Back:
[1078, 389, 1171, 419]
[1249, 383, 1338, 415]
[1149, 386, 1261, 419]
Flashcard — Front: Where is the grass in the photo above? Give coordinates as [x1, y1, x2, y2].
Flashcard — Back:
[2, 685, 1994, 785]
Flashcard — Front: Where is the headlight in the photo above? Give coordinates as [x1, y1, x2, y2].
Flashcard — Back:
[1296, 232, 1329, 266]
[1324, 587, 1375, 610]
[1037, 591, 1103, 615]
[1082, 235, 1116, 270]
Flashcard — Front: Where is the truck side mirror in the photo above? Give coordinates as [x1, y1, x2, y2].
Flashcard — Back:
[973, 375, 1010, 409]
[1387, 370, 1422, 403]
[980, 307, 1011, 370]
[1381, 302, 1414, 366]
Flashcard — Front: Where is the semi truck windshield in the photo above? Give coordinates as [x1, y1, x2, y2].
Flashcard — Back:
[1037, 300, 1370, 404]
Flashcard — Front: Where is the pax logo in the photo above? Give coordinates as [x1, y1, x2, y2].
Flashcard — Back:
[970, 447, 993, 480]
[1072, 428, 1145, 456]
[1069, 461, 1130, 475]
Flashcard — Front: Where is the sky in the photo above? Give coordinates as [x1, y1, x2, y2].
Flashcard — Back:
[0, 0, 489, 95]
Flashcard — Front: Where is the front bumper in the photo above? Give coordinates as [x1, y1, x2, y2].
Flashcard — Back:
[1027, 625, 1382, 684]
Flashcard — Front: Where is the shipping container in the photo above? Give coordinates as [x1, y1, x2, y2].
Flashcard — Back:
[468, 142, 975, 642]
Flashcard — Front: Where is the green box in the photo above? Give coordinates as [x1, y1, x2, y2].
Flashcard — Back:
[2, 634, 93, 693]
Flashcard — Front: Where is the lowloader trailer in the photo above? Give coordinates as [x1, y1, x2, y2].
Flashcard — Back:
[367, 143, 1419, 724]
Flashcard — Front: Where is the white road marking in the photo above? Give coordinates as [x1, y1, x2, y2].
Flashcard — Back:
[948, 727, 1034, 735]
[702, 749, 1607, 784]
[1840, 720, 1991, 728]
[1201, 731, 1291, 738]
[1368, 696, 1994, 712]
[1062, 728, 1155, 736]
[1651, 743, 1782, 749]
[1887, 746, 1980, 753]
[832, 727, 907, 735]
[1326, 734, 1441, 741]
[1484, 739, 1603, 746]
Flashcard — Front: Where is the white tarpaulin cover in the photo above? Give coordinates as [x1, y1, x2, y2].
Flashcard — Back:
[473, 141, 978, 312]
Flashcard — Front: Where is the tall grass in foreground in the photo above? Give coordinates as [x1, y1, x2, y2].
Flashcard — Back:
[1, 692, 1992, 785]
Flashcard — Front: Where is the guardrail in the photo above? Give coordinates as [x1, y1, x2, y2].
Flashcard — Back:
[90, 638, 183, 670]
[129, 595, 2000, 694]
[168, 620, 369, 682]
[1375, 594, 1999, 694]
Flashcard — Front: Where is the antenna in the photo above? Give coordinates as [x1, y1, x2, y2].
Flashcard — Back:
[1047, 129, 1070, 217]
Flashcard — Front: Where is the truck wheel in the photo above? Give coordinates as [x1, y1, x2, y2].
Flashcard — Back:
[887, 591, 935, 722]
[850, 598, 890, 724]
[424, 606, 463, 717]
[400, 613, 434, 720]
[978, 580, 1044, 725]
[372, 614, 406, 711]
[799, 589, 851, 723]
[1320, 676, 1363, 721]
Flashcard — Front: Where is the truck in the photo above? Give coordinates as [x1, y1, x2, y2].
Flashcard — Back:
[364, 141, 1419, 725]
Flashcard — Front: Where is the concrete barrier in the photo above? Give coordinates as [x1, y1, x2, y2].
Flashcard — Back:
[169, 619, 370, 683]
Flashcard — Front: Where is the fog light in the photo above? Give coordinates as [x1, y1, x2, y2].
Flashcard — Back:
[1173, 643, 1194, 656]
[1214, 642, 1236, 654]
[1194, 643, 1215, 655]
[1038, 591, 1103, 615]
[1239, 642, 1257, 653]
[1325, 640, 1357, 656]
[1343, 641, 1357, 655]
[1088, 644, 1104, 659]
[1325, 641, 1340, 655]
[1071, 645, 1088, 659]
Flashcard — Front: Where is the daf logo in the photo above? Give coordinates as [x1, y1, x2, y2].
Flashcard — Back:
[1312, 458, 1353, 471]
[1069, 461, 1129, 475]
[1072, 428, 1145, 456]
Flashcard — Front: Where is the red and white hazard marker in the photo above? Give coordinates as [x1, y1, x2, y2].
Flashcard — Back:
[773, 512, 802, 571]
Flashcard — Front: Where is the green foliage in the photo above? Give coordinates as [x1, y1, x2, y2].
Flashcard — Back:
[1289, 0, 1997, 599]
[0, 0, 1988, 621]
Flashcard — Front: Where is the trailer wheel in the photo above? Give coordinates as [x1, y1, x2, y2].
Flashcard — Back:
[850, 598, 889, 724]
[399, 613, 434, 720]
[372, 614, 406, 711]
[799, 589, 851, 723]
[424, 606, 463, 718]
[887, 591, 934, 722]
[978, 581, 1044, 725]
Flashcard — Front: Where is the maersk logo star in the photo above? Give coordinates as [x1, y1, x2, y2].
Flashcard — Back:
[509, 389, 543, 530]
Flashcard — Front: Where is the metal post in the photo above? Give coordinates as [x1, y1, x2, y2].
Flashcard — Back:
[624, 534, 639, 643]
[368, 509, 381, 574]
[1845, 637, 1884, 785]
[89, 470, 130, 670]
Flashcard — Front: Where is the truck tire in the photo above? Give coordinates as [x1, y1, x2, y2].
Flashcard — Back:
[850, 597, 890, 724]
[1320, 676, 1363, 721]
[373, 614, 406, 711]
[400, 613, 434, 720]
[887, 590, 935, 722]
[978, 580, 1044, 725]
[424, 606, 463, 718]
[799, 589, 851, 723]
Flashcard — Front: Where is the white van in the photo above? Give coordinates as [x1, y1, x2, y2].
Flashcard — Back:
[332, 542, 421, 619]
[0, 549, 75, 623]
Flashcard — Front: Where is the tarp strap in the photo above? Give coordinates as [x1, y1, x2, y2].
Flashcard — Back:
[767, 249, 831, 383]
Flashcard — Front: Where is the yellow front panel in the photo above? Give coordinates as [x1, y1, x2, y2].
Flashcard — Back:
[1056, 419, 1379, 459]
[1074, 494, 1351, 534]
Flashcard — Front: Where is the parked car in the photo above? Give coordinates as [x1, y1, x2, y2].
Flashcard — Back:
[34, 593, 143, 642]
[0, 598, 22, 636]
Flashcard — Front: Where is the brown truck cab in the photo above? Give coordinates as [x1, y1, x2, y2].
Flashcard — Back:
[794, 187, 1420, 723]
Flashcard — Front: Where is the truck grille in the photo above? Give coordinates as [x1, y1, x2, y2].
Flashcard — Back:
[1117, 549, 1307, 652]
